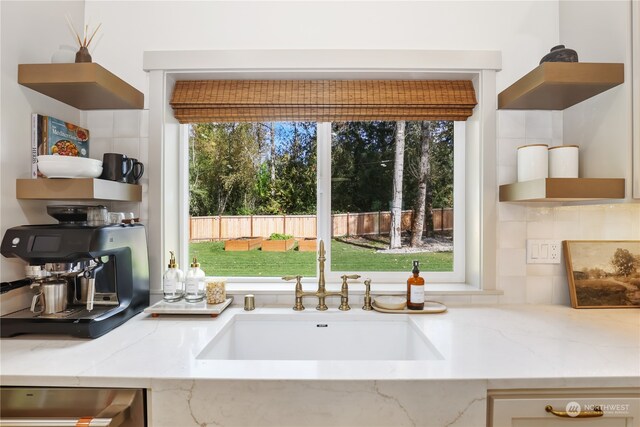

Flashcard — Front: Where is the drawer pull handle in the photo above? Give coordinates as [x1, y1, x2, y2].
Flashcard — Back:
[545, 405, 604, 418]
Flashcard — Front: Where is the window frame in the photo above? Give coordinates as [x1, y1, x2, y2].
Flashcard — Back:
[144, 49, 500, 295]
[180, 120, 465, 284]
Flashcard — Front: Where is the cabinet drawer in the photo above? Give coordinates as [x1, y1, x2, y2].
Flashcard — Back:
[489, 389, 640, 427]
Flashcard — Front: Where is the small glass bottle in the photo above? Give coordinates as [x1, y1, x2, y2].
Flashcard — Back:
[406, 260, 425, 310]
[163, 251, 184, 302]
[185, 257, 205, 303]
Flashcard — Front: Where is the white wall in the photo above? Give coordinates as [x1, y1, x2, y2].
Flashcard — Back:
[84, 1, 559, 95]
[0, 1, 85, 282]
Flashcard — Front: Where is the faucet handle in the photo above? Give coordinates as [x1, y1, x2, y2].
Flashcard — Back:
[341, 274, 361, 281]
[283, 275, 305, 311]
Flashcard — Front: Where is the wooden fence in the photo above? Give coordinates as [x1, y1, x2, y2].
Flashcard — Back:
[190, 209, 453, 242]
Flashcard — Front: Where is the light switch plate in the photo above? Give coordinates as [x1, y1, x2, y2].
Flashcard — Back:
[527, 239, 562, 264]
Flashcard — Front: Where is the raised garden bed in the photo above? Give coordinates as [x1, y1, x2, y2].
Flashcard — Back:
[297, 238, 317, 252]
[262, 237, 296, 252]
[224, 237, 263, 251]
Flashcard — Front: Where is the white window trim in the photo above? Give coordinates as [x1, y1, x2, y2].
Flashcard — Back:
[144, 49, 501, 295]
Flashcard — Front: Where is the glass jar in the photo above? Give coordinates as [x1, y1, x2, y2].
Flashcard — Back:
[206, 279, 226, 304]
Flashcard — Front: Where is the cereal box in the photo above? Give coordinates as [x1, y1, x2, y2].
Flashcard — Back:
[31, 114, 90, 178]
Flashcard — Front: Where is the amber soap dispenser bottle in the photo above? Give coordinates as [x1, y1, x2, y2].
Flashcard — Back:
[407, 260, 425, 310]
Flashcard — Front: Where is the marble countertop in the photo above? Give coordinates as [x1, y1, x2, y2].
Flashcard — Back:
[1, 305, 639, 388]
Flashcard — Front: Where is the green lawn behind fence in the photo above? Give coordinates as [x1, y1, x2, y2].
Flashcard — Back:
[190, 240, 453, 277]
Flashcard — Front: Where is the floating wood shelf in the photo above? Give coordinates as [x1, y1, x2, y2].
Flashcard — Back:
[499, 178, 625, 202]
[498, 63, 624, 110]
[16, 178, 142, 202]
[18, 63, 144, 110]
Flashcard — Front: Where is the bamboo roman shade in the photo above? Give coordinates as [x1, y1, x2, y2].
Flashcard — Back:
[170, 80, 477, 123]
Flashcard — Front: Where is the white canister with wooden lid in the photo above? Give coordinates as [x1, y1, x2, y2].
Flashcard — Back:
[548, 145, 579, 178]
[517, 144, 549, 182]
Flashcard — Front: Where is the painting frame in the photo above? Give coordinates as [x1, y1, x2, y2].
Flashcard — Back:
[563, 240, 640, 309]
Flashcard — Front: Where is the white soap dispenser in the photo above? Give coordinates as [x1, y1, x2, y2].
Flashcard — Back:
[185, 257, 205, 303]
[163, 251, 184, 302]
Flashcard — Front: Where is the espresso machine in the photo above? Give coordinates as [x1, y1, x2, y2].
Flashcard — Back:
[0, 206, 149, 338]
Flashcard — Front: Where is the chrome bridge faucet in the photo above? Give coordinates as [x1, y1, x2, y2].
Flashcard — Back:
[283, 239, 360, 311]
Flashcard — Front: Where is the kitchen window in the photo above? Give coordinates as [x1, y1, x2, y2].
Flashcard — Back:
[173, 80, 473, 284]
[147, 49, 501, 293]
[183, 119, 463, 282]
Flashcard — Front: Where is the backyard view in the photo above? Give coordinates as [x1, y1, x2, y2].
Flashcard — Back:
[188, 120, 454, 277]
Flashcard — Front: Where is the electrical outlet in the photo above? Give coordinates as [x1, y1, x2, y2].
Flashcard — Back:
[527, 239, 562, 264]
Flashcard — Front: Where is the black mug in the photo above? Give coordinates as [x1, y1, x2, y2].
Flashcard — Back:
[126, 158, 145, 184]
[100, 153, 133, 182]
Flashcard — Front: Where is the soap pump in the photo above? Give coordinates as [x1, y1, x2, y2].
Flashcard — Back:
[185, 257, 205, 303]
[163, 251, 184, 302]
[406, 260, 425, 310]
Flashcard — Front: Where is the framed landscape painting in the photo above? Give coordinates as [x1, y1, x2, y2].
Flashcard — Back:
[563, 240, 640, 308]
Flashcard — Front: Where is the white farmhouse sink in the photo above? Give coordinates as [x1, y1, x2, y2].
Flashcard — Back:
[197, 312, 442, 361]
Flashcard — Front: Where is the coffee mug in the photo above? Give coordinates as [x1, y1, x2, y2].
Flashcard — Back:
[126, 158, 145, 184]
[100, 153, 133, 182]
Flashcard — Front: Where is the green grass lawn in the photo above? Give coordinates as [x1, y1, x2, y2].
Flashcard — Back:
[331, 239, 453, 272]
[190, 240, 453, 277]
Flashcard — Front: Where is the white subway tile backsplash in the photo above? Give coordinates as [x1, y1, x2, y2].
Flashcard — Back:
[498, 203, 526, 222]
[551, 111, 563, 140]
[497, 276, 526, 304]
[498, 166, 517, 186]
[497, 138, 523, 167]
[86, 111, 114, 138]
[526, 206, 554, 222]
[526, 264, 555, 276]
[112, 138, 140, 159]
[525, 111, 552, 139]
[525, 276, 553, 304]
[552, 220, 581, 240]
[88, 137, 112, 162]
[551, 275, 570, 305]
[497, 248, 527, 277]
[526, 221, 553, 239]
[497, 110, 526, 138]
[498, 221, 526, 249]
[113, 111, 141, 138]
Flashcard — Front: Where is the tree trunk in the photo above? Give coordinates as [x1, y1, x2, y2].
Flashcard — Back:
[270, 122, 276, 196]
[411, 121, 433, 247]
[390, 121, 406, 249]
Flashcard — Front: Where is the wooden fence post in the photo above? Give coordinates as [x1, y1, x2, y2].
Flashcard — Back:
[346, 212, 350, 237]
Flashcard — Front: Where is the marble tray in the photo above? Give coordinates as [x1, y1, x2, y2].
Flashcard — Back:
[371, 300, 447, 314]
[144, 297, 233, 317]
